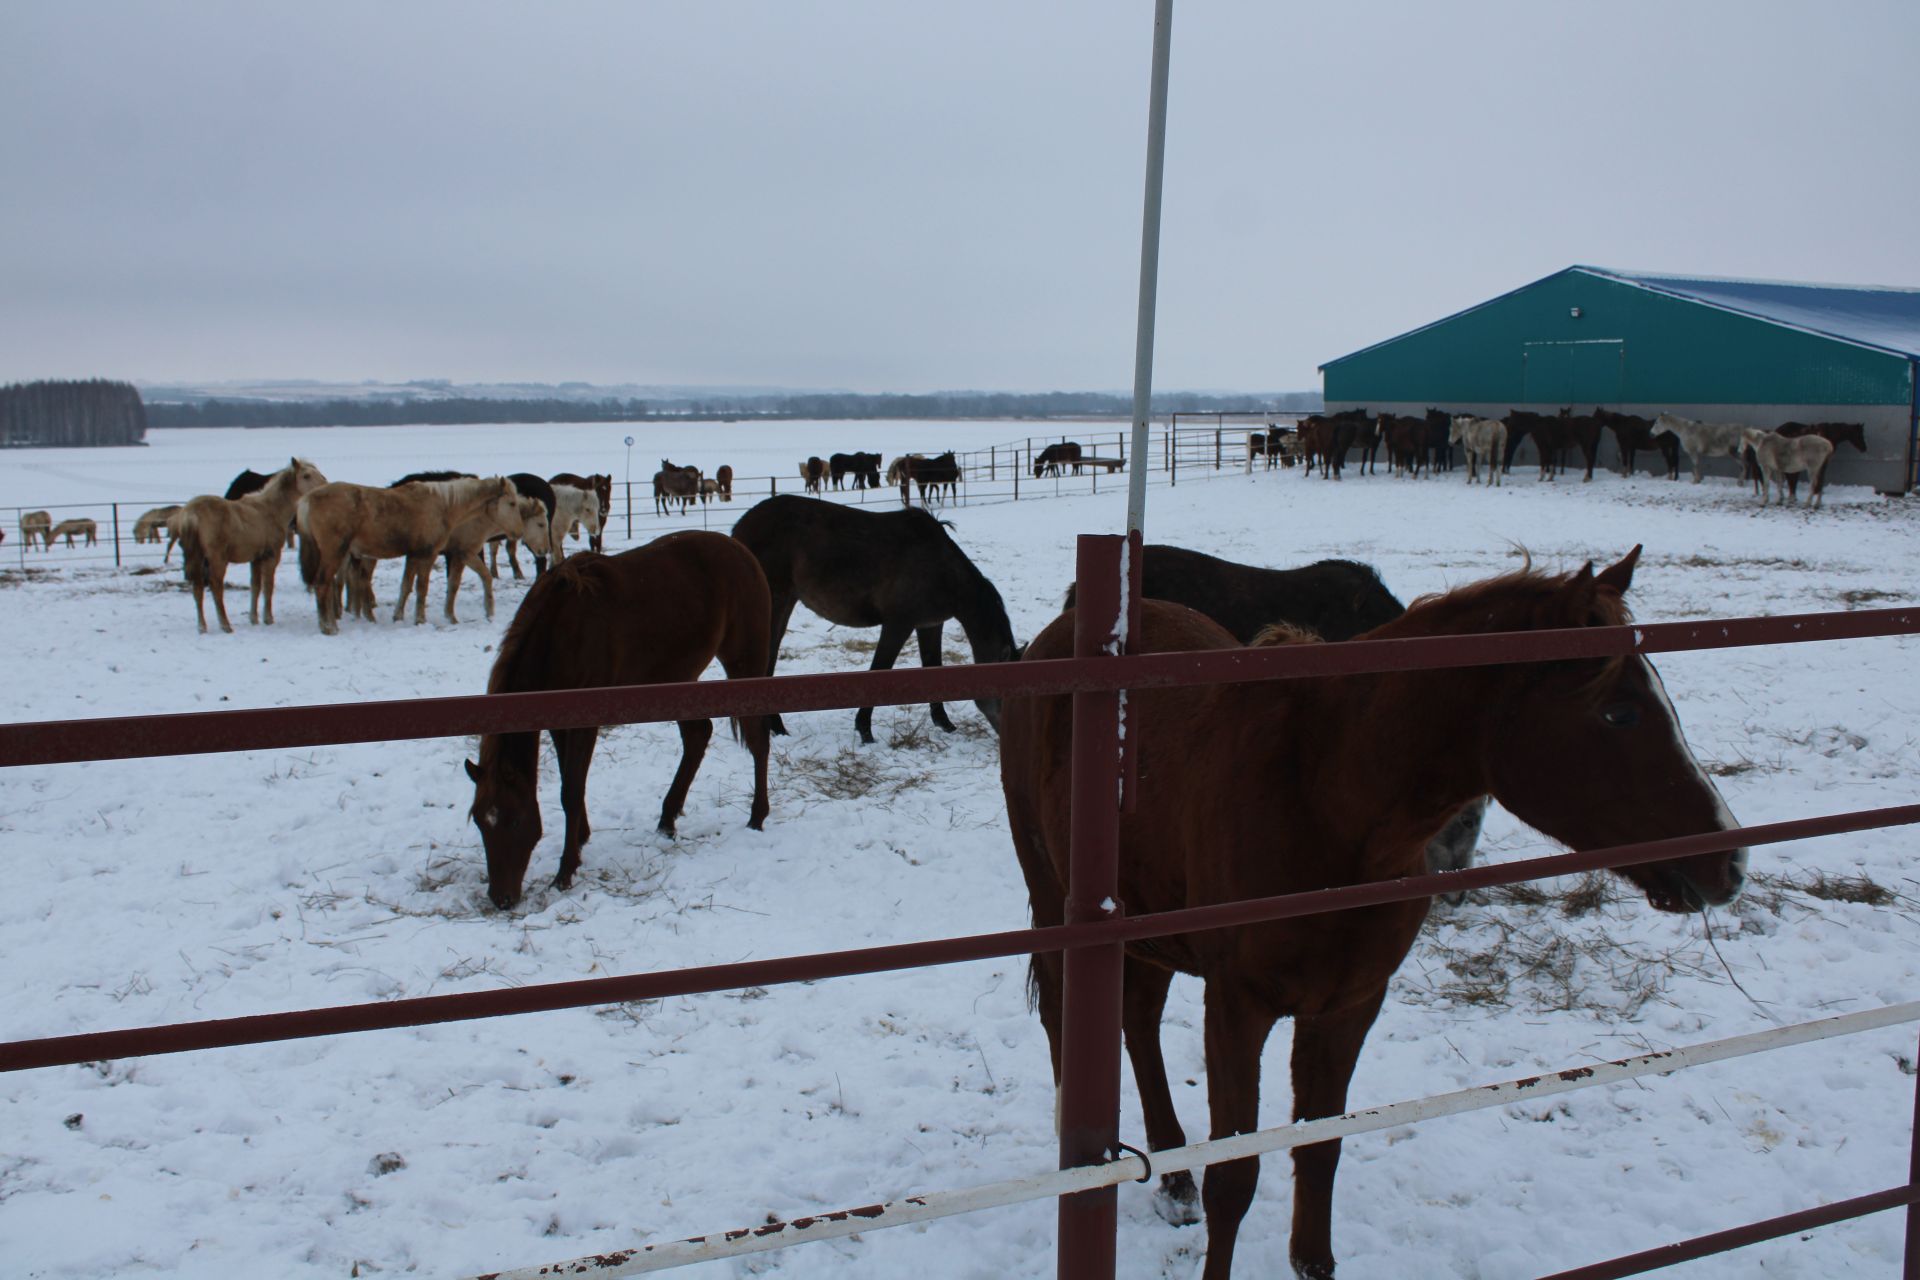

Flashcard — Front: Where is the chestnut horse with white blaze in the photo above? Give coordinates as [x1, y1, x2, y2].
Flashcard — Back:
[466, 531, 774, 910]
[999, 546, 1746, 1279]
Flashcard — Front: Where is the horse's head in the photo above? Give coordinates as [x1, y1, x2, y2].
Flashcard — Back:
[1447, 417, 1465, 444]
[1476, 547, 1746, 913]
[465, 752, 542, 910]
[290, 458, 328, 495]
[517, 498, 552, 556]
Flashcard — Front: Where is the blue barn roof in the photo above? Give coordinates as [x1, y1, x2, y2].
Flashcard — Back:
[1576, 267, 1920, 362]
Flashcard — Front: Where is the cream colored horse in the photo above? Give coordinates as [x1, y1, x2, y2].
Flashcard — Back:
[19, 511, 51, 551]
[133, 505, 182, 560]
[297, 475, 514, 633]
[49, 518, 98, 547]
[1449, 416, 1508, 487]
[1741, 428, 1835, 509]
[176, 458, 329, 633]
[445, 494, 552, 622]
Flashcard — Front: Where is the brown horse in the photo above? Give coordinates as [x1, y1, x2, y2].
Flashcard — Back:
[1000, 547, 1746, 1279]
[800, 457, 827, 494]
[465, 532, 774, 909]
[176, 458, 330, 632]
[715, 464, 735, 501]
[1593, 407, 1680, 479]
[297, 476, 513, 633]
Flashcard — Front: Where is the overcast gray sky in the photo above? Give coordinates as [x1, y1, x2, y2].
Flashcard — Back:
[4, 1, 1916, 392]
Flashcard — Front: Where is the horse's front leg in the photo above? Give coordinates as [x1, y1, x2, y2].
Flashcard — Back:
[411, 554, 432, 624]
[856, 622, 914, 745]
[551, 727, 598, 889]
[1286, 989, 1388, 1280]
[1124, 958, 1200, 1225]
[658, 718, 713, 836]
[1199, 981, 1280, 1280]
[915, 624, 957, 733]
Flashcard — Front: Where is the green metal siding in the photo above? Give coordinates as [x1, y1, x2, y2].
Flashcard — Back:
[1323, 271, 1912, 407]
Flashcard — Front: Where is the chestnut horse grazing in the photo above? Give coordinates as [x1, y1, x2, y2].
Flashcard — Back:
[465, 532, 774, 909]
[1000, 547, 1746, 1279]
[176, 458, 330, 632]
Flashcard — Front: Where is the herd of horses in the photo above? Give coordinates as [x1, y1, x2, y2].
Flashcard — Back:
[140, 459, 614, 633]
[652, 459, 734, 514]
[1275, 407, 1863, 507]
[458, 500, 1745, 1278]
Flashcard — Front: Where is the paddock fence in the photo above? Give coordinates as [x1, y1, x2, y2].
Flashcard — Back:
[1, 541, 1917, 1280]
[2, 417, 1317, 574]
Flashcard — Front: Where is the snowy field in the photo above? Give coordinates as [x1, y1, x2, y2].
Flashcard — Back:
[3, 421, 1919, 1279]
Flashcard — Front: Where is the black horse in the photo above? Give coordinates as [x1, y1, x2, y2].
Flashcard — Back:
[731, 495, 1019, 744]
[1063, 544, 1486, 892]
[1423, 408, 1456, 472]
[1593, 407, 1681, 480]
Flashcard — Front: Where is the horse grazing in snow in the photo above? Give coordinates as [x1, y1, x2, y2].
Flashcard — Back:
[1652, 412, 1747, 484]
[731, 494, 1017, 744]
[466, 531, 774, 909]
[49, 518, 97, 547]
[177, 458, 330, 632]
[133, 505, 181, 559]
[18, 511, 52, 551]
[1000, 546, 1748, 1279]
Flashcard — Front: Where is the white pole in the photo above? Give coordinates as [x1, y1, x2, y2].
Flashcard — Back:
[472, 1000, 1920, 1279]
[1125, 0, 1174, 539]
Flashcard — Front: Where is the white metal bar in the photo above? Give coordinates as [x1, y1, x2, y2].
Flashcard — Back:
[473, 1000, 1920, 1279]
[1124, 0, 1174, 538]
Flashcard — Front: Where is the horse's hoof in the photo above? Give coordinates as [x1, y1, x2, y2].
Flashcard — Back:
[551, 872, 573, 891]
[1152, 1175, 1201, 1226]
[1291, 1256, 1336, 1280]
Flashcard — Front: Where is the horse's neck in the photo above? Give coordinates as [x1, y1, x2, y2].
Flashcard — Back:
[950, 573, 1010, 661]
[251, 471, 301, 517]
[437, 479, 502, 524]
[1264, 671, 1490, 877]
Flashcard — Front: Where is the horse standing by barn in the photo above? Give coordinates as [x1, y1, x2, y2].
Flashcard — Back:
[1000, 546, 1746, 1279]
[465, 531, 774, 909]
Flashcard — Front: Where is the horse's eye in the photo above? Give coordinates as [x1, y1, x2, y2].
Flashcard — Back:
[1601, 703, 1640, 728]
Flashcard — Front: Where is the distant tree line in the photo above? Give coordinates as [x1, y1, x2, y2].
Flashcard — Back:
[0, 379, 148, 447]
[146, 389, 1320, 429]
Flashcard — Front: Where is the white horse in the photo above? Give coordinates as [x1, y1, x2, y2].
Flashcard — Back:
[1741, 428, 1834, 509]
[547, 484, 601, 563]
[1652, 412, 1747, 484]
[1448, 416, 1507, 487]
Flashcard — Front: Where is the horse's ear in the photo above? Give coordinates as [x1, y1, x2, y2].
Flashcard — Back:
[464, 759, 481, 782]
[1596, 544, 1642, 595]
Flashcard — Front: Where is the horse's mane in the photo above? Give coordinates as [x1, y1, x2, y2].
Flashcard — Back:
[1250, 621, 1324, 647]
[1388, 559, 1635, 697]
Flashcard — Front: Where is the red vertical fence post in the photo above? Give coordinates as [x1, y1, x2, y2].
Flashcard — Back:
[1057, 533, 1127, 1280]
[1908, 1019, 1920, 1278]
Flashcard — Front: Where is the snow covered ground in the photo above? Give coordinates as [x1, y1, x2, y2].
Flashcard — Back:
[3, 422, 1918, 1279]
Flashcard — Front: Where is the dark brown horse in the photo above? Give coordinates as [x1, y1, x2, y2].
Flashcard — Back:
[904, 451, 960, 504]
[1297, 410, 1368, 480]
[1000, 546, 1746, 1279]
[1421, 408, 1455, 472]
[465, 532, 773, 910]
[1033, 442, 1084, 478]
[1593, 407, 1680, 479]
[731, 494, 1017, 744]
[1377, 414, 1426, 476]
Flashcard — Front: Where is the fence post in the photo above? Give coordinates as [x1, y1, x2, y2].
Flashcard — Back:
[626, 481, 633, 541]
[1907, 1020, 1920, 1278]
[111, 503, 121, 568]
[1057, 533, 1127, 1280]
[991, 445, 996, 481]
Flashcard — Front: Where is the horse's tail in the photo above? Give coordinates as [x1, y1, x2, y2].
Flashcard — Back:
[297, 518, 323, 590]
[175, 507, 210, 588]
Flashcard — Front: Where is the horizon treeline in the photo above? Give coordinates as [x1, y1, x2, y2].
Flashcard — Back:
[0, 379, 148, 447]
[145, 388, 1322, 429]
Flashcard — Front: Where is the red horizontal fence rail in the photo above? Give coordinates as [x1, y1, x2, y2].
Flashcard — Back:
[1, 604, 1913, 767]
[3, 579, 1917, 1277]
[0, 804, 1913, 1077]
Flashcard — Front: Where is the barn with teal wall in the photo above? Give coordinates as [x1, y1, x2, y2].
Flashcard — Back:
[1319, 267, 1920, 492]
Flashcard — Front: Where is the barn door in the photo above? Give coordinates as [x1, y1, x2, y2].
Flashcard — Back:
[1522, 339, 1624, 406]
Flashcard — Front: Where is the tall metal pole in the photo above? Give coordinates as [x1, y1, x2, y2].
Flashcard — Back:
[1124, 0, 1174, 539]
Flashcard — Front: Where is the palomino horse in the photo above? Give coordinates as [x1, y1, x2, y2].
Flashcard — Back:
[466, 531, 774, 909]
[19, 511, 51, 551]
[547, 480, 603, 560]
[349, 473, 552, 623]
[297, 475, 513, 633]
[177, 458, 330, 632]
[226, 467, 299, 548]
[1742, 428, 1834, 509]
[1001, 547, 1746, 1280]
[489, 473, 556, 581]
[49, 518, 97, 547]
[732, 494, 1018, 744]
[552, 472, 612, 549]
[1061, 545, 1486, 890]
[1448, 415, 1506, 485]
[133, 505, 181, 558]
[1652, 412, 1746, 484]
